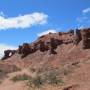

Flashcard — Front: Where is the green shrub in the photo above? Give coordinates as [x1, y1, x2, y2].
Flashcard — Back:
[42, 70, 64, 85]
[47, 74, 64, 85]
[11, 74, 31, 82]
[28, 75, 44, 88]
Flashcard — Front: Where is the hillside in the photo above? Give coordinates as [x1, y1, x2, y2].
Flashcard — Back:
[0, 28, 90, 90]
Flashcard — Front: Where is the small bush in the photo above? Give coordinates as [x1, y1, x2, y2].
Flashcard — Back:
[47, 74, 64, 85]
[42, 70, 64, 85]
[11, 74, 31, 82]
[28, 75, 44, 88]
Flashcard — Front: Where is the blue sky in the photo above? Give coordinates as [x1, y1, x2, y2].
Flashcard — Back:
[0, 0, 90, 57]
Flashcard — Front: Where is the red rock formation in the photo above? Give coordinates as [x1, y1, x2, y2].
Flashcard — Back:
[20, 43, 33, 58]
[1, 50, 16, 60]
[81, 28, 90, 49]
[2, 28, 90, 59]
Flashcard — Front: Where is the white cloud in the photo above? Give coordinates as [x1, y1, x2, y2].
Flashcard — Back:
[0, 12, 48, 30]
[0, 44, 17, 59]
[83, 8, 90, 14]
[76, 8, 90, 28]
[37, 29, 57, 37]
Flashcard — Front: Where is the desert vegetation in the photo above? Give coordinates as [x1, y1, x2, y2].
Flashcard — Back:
[11, 68, 64, 89]
[11, 74, 31, 82]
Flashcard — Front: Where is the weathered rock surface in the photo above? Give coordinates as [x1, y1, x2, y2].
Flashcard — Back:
[2, 28, 90, 59]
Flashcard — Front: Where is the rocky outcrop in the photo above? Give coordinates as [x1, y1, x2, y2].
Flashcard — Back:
[81, 28, 90, 49]
[17, 38, 62, 58]
[49, 38, 61, 54]
[72, 28, 90, 48]
[18, 43, 33, 58]
[2, 28, 90, 59]
[37, 40, 49, 52]
[1, 50, 16, 60]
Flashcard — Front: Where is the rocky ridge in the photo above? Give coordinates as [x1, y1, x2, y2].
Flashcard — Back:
[0, 28, 90, 90]
[2, 28, 90, 60]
